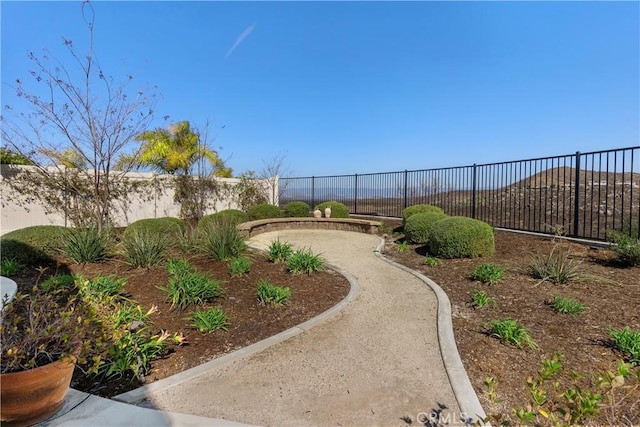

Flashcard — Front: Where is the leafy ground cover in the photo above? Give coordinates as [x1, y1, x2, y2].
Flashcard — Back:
[383, 219, 640, 425]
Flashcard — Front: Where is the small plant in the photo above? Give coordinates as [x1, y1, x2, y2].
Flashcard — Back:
[287, 248, 325, 275]
[610, 327, 640, 365]
[549, 294, 586, 315]
[120, 228, 170, 268]
[257, 279, 291, 305]
[396, 241, 409, 252]
[160, 260, 224, 311]
[488, 318, 537, 349]
[471, 289, 495, 308]
[123, 217, 185, 240]
[470, 262, 504, 285]
[40, 274, 78, 291]
[228, 256, 252, 276]
[79, 276, 127, 296]
[198, 209, 249, 232]
[197, 216, 247, 261]
[424, 256, 441, 267]
[187, 307, 230, 332]
[378, 221, 393, 234]
[62, 226, 112, 263]
[529, 245, 581, 284]
[0, 258, 24, 276]
[480, 354, 640, 426]
[267, 239, 293, 263]
[607, 229, 640, 266]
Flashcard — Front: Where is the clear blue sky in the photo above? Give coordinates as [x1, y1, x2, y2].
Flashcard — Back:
[2, 1, 638, 177]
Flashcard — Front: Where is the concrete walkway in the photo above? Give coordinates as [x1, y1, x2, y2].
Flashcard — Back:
[42, 229, 485, 426]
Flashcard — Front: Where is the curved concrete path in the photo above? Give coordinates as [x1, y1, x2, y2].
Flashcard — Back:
[114, 230, 482, 426]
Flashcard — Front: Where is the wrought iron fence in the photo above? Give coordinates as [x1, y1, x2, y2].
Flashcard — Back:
[280, 146, 640, 241]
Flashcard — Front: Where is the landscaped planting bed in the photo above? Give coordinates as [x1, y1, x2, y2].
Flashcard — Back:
[382, 218, 640, 425]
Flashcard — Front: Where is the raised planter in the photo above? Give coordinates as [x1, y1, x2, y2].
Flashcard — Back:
[238, 217, 382, 238]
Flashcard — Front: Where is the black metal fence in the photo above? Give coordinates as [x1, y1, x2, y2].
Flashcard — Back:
[280, 146, 640, 241]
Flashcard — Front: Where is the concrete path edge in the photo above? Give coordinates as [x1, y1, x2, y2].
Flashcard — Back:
[373, 239, 488, 424]
[113, 253, 361, 405]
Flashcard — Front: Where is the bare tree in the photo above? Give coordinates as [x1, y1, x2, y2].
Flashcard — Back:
[0, 1, 158, 229]
[259, 152, 292, 205]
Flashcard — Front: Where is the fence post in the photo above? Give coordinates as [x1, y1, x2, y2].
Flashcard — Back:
[354, 174, 358, 214]
[403, 170, 408, 210]
[471, 164, 477, 219]
[573, 152, 581, 237]
[311, 176, 315, 209]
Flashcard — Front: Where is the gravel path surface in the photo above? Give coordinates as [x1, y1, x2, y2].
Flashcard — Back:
[132, 230, 461, 426]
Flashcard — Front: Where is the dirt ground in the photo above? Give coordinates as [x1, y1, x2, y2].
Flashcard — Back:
[382, 219, 640, 425]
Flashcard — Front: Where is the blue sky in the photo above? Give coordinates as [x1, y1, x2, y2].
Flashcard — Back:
[1, 1, 638, 177]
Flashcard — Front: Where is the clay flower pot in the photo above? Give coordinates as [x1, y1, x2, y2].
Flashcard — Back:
[1, 355, 76, 426]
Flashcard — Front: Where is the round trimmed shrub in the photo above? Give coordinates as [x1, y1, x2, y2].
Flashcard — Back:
[198, 209, 248, 232]
[0, 225, 67, 265]
[247, 203, 282, 221]
[283, 201, 310, 218]
[404, 212, 448, 244]
[124, 217, 185, 239]
[402, 204, 444, 225]
[428, 216, 495, 258]
[314, 201, 349, 218]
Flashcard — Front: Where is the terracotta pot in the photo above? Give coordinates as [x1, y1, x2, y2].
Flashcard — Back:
[1, 356, 76, 427]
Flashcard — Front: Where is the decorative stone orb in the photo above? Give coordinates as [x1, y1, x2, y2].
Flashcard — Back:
[324, 207, 332, 218]
[313, 209, 322, 218]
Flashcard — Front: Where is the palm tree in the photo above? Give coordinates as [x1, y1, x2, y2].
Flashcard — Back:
[120, 121, 231, 177]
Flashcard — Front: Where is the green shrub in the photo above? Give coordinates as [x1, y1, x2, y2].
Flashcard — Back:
[124, 217, 185, 240]
[247, 203, 282, 221]
[610, 327, 640, 365]
[198, 209, 248, 232]
[160, 260, 224, 311]
[283, 201, 310, 218]
[607, 230, 640, 267]
[428, 217, 495, 259]
[314, 201, 349, 218]
[0, 225, 67, 265]
[287, 248, 325, 275]
[402, 204, 444, 225]
[187, 308, 230, 332]
[62, 226, 112, 263]
[267, 239, 293, 263]
[470, 262, 505, 285]
[549, 295, 585, 315]
[120, 228, 170, 268]
[488, 318, 537, 349]
[257, 279, 291, 305]
[197, 217, 247, 261]
[403, 212, 448, 244]
[228, 256, 252, 276]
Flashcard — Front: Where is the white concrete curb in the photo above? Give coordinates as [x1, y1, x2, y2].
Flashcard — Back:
[373, 238, 488, 425]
